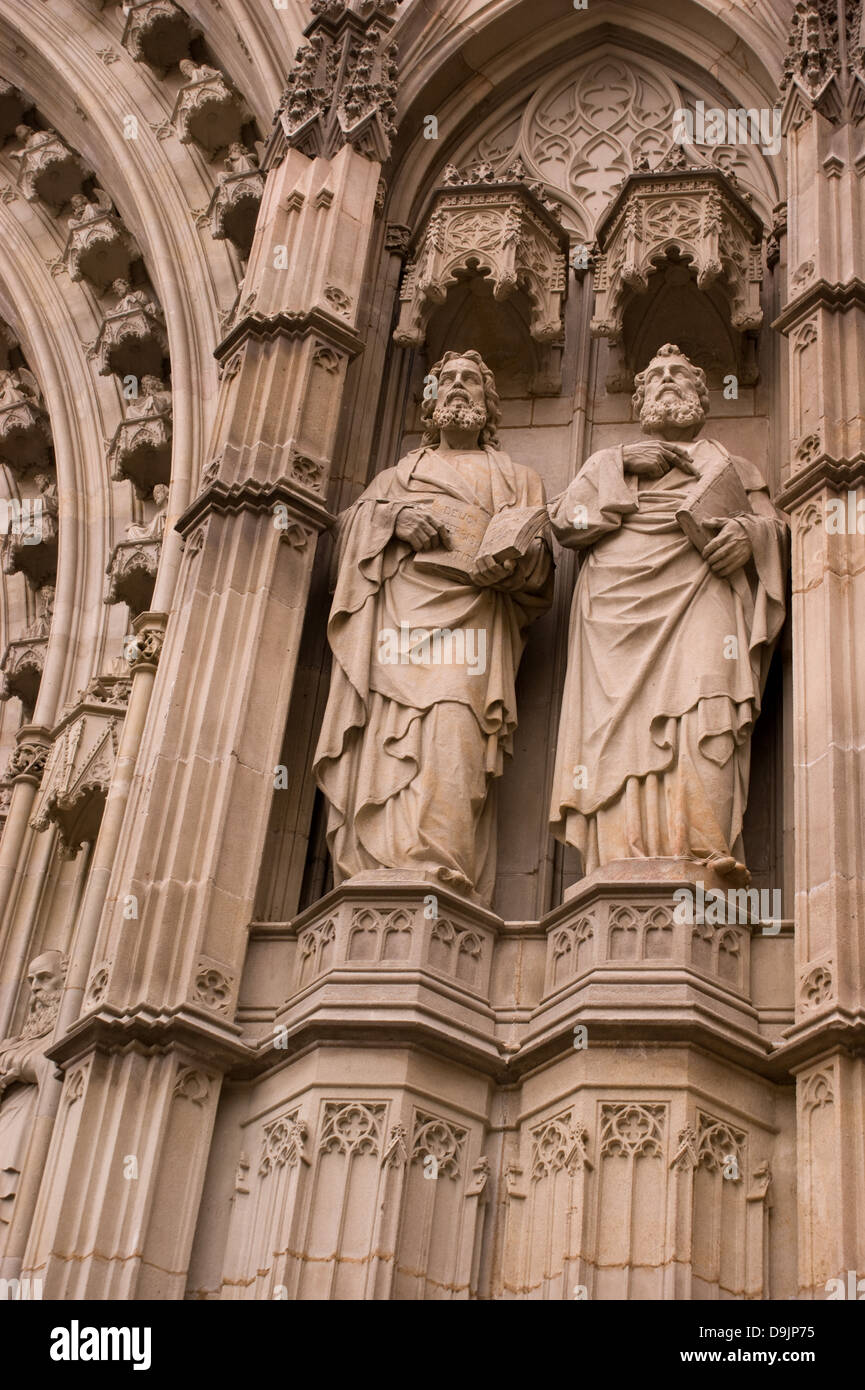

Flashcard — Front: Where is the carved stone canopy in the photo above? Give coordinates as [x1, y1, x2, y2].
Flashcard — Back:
[30, 695, 127, 858]
[590, 161, 764, 390]
[92, 288, 168, 379]
[172, 63, 251, 158]
[0, 373, 52, 473]
[65, 192, 142, 294]
[394, 167, 569, 390]
[274, 0, 401, 163]
[0, 636, 47, 718]
[108, 409, 172, 497]
[208, 154, 265, 258]
[2, 484, 58, 587]
[105, 537, 160, 617]
[10, 126, 90, 211]
[121, 1, 200, 74]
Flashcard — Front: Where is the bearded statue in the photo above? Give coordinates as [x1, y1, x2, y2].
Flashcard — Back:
[314, 349, 553, 905]
[549, 344, 787, 884]
[0, 951, 65, 1243]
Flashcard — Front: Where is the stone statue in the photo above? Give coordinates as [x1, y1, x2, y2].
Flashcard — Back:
[0, 951, 65, 1237]
[110, 278, 156, 317]
[549, 344, 787, 884]
[68, 188, 113, 228]
[0, 367, 41, 409]
[25, 582, 54, 639]
[221, 142, 258, 177]
[136, 376, 172, 419]
[314, 349, 553, 904]
[125, 482, 169, 541]
[179, 59, 221, 86]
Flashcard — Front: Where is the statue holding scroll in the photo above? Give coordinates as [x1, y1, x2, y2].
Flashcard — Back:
[549, 344, 787, 883]
[314, 350, 553, 904]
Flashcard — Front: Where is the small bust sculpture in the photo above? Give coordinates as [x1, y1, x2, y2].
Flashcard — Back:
[110, 278, 154, 316]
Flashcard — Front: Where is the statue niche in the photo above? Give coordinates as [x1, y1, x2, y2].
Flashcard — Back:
[314, 350, 553, 906]
[549, 344, 787, 886]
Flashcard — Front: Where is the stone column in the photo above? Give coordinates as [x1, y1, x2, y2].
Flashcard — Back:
[775, 8, 865, 1297]
[21, 1, 404, 1297]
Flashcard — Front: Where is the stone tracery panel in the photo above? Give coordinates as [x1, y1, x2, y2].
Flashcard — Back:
[458, 50, 777, 237]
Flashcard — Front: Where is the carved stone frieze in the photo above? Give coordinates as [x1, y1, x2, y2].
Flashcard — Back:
[92, 279, 168, 379]
[274, 0, 403, 162]
[64, 190, 141, 293]
[172, 59, 251, 157]
[208, 144, 265, 257]
[30, 702, 123, 857]
[121, 1, 200, 73]
[10, 125, 90, 210]
[591, 162, 764, 389]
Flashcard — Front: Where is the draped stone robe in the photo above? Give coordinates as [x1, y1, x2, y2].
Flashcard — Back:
[548, 439, 787, 874]
[314, 445, 553, 904]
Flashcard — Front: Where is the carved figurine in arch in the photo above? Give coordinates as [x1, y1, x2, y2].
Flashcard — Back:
[125, 482, 169, 542]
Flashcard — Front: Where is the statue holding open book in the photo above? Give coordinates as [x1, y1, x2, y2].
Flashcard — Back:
[549, 343, 787, 885]
[314, 349, 553, 905]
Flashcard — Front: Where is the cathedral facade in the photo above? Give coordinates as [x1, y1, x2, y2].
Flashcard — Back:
[0, 0, 860, 1301]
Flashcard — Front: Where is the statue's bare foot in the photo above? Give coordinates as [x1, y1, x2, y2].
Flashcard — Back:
[704, 852, 750, 888]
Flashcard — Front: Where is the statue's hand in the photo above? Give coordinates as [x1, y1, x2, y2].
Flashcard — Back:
[474, 554, 516, 586]
[703, 518, 753, 577]
[622, 441, 697, 478]
[394, 506, 451, 552]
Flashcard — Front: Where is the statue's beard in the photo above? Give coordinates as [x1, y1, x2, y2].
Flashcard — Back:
[22, 988, 61, 1039]
[432, 399, 487, 438]
[640, 394, 705, 434]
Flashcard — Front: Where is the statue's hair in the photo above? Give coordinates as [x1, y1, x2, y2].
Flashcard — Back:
[420, 349, 501, 448]
[631, 343, 709, 418]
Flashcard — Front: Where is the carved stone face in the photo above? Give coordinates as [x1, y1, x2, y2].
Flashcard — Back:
[638, 353, 706, 436]
[432, 356, 488, 440]
[27, 952, 64, 1001]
